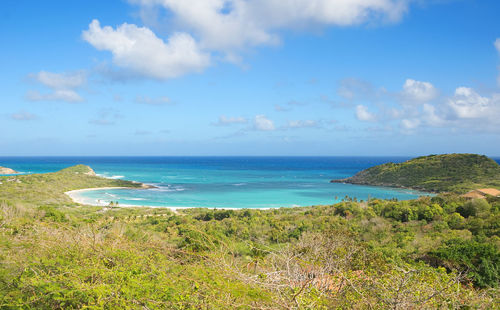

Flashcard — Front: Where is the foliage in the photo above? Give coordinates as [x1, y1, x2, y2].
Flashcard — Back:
[0, 166, 499, 308]
[429, 239, 500, 288]
[333, 153, 500, 193]
[0, 165, 142, 205]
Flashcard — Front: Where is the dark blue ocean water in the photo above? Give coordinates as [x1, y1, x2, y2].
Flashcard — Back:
[1, 157, 497, 208]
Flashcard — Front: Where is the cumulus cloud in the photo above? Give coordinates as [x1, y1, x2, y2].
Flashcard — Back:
[84, 0, 409, 76]
[347, 42, 500, 134]
[131, 0, 408, 56]
[353, 83, 500, 133]
[10, 111, 37, 121]
[135, 95, 172, 105]
[82, 19, 210, 80]
[447, 87, 491, 119]
[213, 115, 248, 126]
[355, 105, 376, 121]
[402, 79, 438, 102]
[254, 114, 275, 131]
[422, 103, 445, 126]
[27, 71, 86, 103]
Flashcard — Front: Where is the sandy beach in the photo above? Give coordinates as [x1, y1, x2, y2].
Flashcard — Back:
[65, 187, 131, 206]
[65, 187, 273, 210]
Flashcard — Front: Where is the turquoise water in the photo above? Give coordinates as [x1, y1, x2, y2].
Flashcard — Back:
[0, 156, 440, 208]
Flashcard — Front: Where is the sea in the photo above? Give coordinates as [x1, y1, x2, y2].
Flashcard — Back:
[3, 156, 496, 209]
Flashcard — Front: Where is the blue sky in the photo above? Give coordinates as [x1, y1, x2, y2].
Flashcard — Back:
[1, 0, 500, 156]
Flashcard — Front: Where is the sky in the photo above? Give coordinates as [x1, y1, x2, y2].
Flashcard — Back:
[1, 0, 500, 156]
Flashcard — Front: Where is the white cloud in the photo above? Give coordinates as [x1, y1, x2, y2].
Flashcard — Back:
[287, 120, 318, 129]
[213, 115, 248, 126]
[82, 19, 210, 80]
[254, 114, 275, 131]
[83, 1, 411, 78]
[11, 111, 37, 121]
[135, 95, 172, 105]
[447, 87, 491, 119]
[30, 71, 86, 89]
[355, 105, 376, 121]
[422, 103, 445, 126]
[27, 71, 86, 103]
[402, 79, 438, 102]
[26, 89, 84, 103]
[400, 118, 420, 130]
[130, 0, 408, 61]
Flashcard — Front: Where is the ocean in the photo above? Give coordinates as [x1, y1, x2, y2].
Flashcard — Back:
[3, 156, 492, 209]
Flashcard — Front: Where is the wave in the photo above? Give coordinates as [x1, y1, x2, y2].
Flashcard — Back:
[109, 175, 124, 179]
[232, 183, 246, 186]
[96, 173, 124, 179]
[127, 198, 146, 201]
[152, 185, 186, 192]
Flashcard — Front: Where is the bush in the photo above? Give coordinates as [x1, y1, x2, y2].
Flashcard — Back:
[38, 205, 68, 222]
[430, 239, 500, 288]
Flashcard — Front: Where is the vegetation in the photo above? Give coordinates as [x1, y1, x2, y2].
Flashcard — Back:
[0, 165, 142, 206]
[331, 153, 500, 193]
[0, 165, 499, 308]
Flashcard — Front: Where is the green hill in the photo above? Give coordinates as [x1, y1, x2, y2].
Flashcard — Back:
[0, 164, 144, 205]
[331, 153, 500, 193]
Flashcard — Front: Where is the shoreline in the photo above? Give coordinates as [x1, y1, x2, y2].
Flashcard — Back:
[65, 187, 274, 210]
[329, 180, 435, 195]
[65, 179, 430, 212]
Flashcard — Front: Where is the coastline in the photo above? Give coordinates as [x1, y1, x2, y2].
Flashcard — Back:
[66, 187, 131, 206]
[330, 179, 436, 194]
[65, 187, 274, 210]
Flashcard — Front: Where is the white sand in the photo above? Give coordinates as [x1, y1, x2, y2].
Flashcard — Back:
[65, 187, 273, 210]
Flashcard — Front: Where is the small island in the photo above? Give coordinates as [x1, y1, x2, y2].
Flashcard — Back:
[331, 153, 500, 193]
[0, 166, 18, 174]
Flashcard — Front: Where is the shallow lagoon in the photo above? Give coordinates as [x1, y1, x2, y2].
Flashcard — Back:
[0, 156, 434, 208]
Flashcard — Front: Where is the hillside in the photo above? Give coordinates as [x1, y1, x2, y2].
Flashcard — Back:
[0, 164, 145, 205]
[0, 163, 499, 308]
[331, 154, 500, 193]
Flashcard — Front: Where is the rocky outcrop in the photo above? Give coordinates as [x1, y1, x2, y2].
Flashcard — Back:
[84, 166, 97, 176]
[0, 166, 18, 174]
